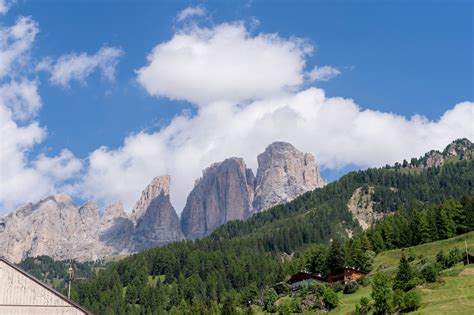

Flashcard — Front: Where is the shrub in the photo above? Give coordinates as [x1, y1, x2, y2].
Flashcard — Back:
[263, 288, 278, 312]
[436, 250, 446, 267]
[357, 276, 370, 287]
[422, 262, 441, 283]
[403, 290, 422, 312]
[277, 300, 291, 315]
[355, 296, 371, 315]
[343, 280, 359, 294]
[392, 290, 422, 313]
[446, 248, 462, 268]
[393, 290, 405, 311]
[331, 282, 344, 292]
[310, 283, 327, 297]
[322, 287, 339, 310]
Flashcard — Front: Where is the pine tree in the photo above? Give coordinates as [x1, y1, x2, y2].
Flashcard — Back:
[372, 272, 393, 314]
[393, 252, 414, 291]
[327, 239, 345, 273]
[370, 230, 385, 253]
[418, 210, 432, 244]
[437, 208, 456, 239]
[125, 284, 138, 305]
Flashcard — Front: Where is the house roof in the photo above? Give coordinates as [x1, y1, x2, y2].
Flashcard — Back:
[0, 256, 92, 314]
[287, 271, 326, 284]
[329, 267, 369, 276]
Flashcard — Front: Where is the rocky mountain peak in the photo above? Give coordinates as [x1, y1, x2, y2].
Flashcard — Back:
[181, 157, 255, 239]
[443, 138, 473, 157]
[253, 141, 325, 212]
[131, 175, 171, 222]
[78, 201, 99, 226]
[420, 138, 473, 168]
[52, 193, 74, 205]
[102, 201, 128, 224]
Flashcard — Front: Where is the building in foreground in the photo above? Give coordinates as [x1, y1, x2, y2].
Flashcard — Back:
[0, 257, 90, 315]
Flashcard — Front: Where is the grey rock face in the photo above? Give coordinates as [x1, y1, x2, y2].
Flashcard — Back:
[181, 144, 325, 239]
[132, 193, 184, 251]
[422, 138, 473, 168]
[181, 158, 255, 239]
[130, 175, 184, 250]
[99, 202, 134, 255]
[0, 142, 327, 261]
[0, 194, 100, 263]
[131, 176, 171, 222]
[253, 142, 325, 212]
[0, 176, 184, 262]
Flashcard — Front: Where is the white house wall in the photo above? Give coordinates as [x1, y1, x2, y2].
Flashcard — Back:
[0, 260, 86, 315]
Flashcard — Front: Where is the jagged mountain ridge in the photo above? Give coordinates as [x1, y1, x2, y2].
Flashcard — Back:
[2, 139, 470, 263]
[0, 141, 325, 262]
[181, 142, 325, 239]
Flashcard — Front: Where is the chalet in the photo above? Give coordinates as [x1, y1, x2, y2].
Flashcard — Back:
[326, 267, 368, 284]
[0, 257, 91, 314]
[287, 271, 326, 290]
[463, 253, 474, 265]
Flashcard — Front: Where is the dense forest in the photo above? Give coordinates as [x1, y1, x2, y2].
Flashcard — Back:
[64, 141, 473, 314]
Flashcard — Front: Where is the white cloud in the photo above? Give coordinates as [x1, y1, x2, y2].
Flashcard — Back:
[0, 0, 11, 14]
[308, 65, 340, 81]
[0, 17, 82, 214]
[0, 79, 41, 120]
[78, 88, 474, 213]
[0, 16, 39, 78]
[79, 20, 473, 214]
[34, 149, 83, 181]
[0, 89, 83, 212]
[176, 5, 206, 22]
[136, 22, 312, 105]
[40, 46, 123, 87]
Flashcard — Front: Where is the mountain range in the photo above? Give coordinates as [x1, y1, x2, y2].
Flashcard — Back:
[0, 142, 325, 263]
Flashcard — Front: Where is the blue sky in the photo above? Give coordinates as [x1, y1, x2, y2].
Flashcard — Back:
[0, 0, 472, 213]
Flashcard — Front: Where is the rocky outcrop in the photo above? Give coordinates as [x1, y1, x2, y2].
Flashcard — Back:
[181, 158, 255, 239]
[253, 142, 325, 212]
[132, 193, 183, 250]
[0, 176, 184, 262]
[131, 176, 171, 222]
[131, 176, 184, 250]
[347, 186, 386, 230]
[182, 143, 325, 238]
[0, 142, 327, 261]
[99, 202, 134, 255]
[421, 138, 473, 168]
[0, 194, 100, 263]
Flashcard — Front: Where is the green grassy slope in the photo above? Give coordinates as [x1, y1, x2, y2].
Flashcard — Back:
[373, 231, 474, 273]
[330, 232, 474, 315]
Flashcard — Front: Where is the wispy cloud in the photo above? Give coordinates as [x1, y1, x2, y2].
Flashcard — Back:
[308, 65, 341, 82]
[176, 5, 206, 22]
[38, 47, 123, 87]
[0, 16, 38, 78]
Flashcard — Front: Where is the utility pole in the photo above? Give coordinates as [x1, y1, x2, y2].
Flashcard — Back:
[68, 265, 73, 299]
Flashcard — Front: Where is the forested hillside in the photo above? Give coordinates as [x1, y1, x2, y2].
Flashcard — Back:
[62, 140, 474, 314]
